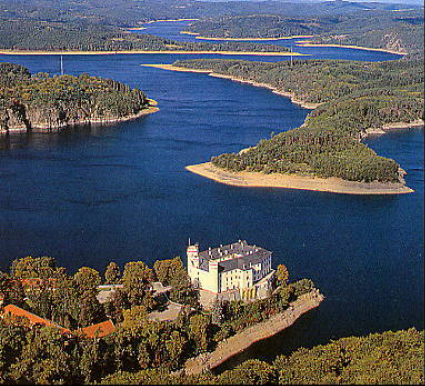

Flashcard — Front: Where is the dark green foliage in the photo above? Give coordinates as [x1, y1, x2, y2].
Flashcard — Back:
[154, 257, 199, 307]
[104, 262, 121, 284]
[174, 58, 423, 182]
[274, 328, 424, 384]
[102, 329, 424, 385]
[10, 256, 59, 279]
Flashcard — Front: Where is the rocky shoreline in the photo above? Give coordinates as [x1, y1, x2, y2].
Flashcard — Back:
[182, 290, 324, 375]
[0, 100, 159, 134]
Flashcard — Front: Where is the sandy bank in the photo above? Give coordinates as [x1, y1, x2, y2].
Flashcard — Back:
[2, 101, 159, 134]
[186, 162, 414, 195]
[295, 42, 407, 55]
[180, 32, 314, 41]
[142, 64, 316, 109]
[0, 49, 303, 57]
[183, 291, 324, 375]
[362, 119, 424, 137]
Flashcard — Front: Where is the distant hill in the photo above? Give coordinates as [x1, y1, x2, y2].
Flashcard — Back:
[0, 20, 289, 53]
[187, 10, 424, 55]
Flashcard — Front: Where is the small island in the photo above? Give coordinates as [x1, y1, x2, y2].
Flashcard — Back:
[0, 62, 158, 132]
[150, 58, 423, 195]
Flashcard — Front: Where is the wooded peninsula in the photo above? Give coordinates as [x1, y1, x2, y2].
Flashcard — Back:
[163, 57, 424, 193]
[0, 62, 158, 132]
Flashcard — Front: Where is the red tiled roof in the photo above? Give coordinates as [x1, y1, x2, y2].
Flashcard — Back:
[80, 320, 115, 338]
[2, 304, 71, 335]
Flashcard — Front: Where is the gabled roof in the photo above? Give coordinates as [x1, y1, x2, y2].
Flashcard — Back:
[80, 320, 115, 338]
[2, 304, 71, 335]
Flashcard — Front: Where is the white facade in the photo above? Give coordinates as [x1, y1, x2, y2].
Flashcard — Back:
[187, 240, 274, 298]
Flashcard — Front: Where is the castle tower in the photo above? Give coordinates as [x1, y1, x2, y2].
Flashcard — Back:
[187, 242, 200, 283]
[208, 260, 220, 293]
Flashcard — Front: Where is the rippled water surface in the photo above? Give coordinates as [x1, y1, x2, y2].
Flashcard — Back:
[0, 21, 423, 365]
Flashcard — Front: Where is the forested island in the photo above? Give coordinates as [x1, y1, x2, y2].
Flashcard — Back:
[0, 62, 158, 132]
[161, 57, 424, 194]
[186, 10, 424, 56]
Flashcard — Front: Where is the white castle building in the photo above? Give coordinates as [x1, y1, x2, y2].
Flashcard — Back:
[187, 240, 275, 300]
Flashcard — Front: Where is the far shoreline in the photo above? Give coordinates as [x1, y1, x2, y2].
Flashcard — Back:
[186, 162, 414, 195]
[0, 49, 303, 57]
[142, 64, 319, 109]
[295, 42, 407, 56]
[180, 31, 314, 41]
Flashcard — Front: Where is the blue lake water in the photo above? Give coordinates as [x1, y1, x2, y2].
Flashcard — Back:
[0, 21, 422, 366]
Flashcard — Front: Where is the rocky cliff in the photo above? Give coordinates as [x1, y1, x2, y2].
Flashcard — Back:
[0, 62, 153, 132]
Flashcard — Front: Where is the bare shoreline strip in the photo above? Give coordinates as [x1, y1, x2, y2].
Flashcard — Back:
[0, 49, 303, 57]
[183, 291, 324, 375]
[180, 31, 314, 41]
[186, 162, 414, 195]
[1, 101, 159, 134]
[295, 42, 407, 56]
[142, 64, 317, 109]
[144, 18, 200, 24]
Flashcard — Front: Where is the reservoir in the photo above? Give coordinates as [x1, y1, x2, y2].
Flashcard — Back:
[0, 21, 423, 365]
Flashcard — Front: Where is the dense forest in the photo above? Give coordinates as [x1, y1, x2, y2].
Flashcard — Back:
[173, 58, 424, 182]
[105, 328, 424, 384]
[0, 19, 293, 53]
[0, 0, 422, 54]
[2, 0, 419, 28]
[0, 62, 152, 131]
[0, 20, 289, 53]
[0, 255, 316, 383]
[187, 10, 424, 55]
